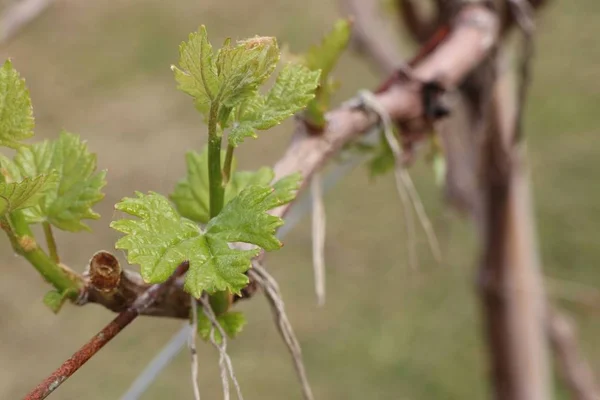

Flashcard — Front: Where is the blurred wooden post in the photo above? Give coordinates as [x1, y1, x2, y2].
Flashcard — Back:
[477, 53, 552, 399]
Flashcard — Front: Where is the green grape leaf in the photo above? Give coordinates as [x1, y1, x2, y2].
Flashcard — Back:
[184, 236, 257, 298]
[171, 147, 274, 224]
[228, 63, 320, 146]
[0, 153, 21, 182]
[111, 192, 201, 284]
[172, 26, 220, 116]
[43, 288, 76, 314]
[433, 153, 446, 186]
[265, 64, 320, 114]
[173, 27, 280, 121]
[0, 173, 58, 215]
[111, 192, 257, 297]
[170, 149, 212, 224]
[206, 185, 281, 250]
[0, 60, 34, 149]
[170, 147, 237, 224]
[225, 166, 274, 203]
[206, 173, 301, 251]
[264, 172, 302, 209]
[304, 19, 352, 81]
[216, 36, 279, 108]
[368, 130, 395, 178]
[10, 131, 106, 231]
[197, 310, 247, 344]
[208, 289, 232, 315]
[300, 19, 352, 128]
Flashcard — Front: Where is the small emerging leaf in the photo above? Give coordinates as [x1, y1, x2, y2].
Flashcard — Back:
[225, 166, 274, 203]
[298, 19, 352, 128]
[0, 60, 35, 149]
[170, 147, 239, 224]
[368, 130, 395, 179]
[0, 153, 20, 182]
[43, 288, 76, 314]
[173, 27, 280, 118]
[170, 149, 213, 224]
[433, 153, 446, 186]
[304, 19, 352, 81]
[9, 131, 106, 231]
[217, 36, 279, 108]
[228, 63, 320, 146]
[209, 289, 232, 315]
[0, 173, 58, 215]
[197, 310, 247, 344]
[171, 147, 273, 224]
[172, 26, 220, 115]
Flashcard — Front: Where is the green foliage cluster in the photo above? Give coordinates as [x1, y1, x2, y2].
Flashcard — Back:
[0, 60, 107, 236]
[0, 23, 350, 340]
[0, 59, 107, 311]
[112, 26, 319, 307]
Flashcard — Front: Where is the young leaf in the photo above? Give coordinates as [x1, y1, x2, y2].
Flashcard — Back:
[304, 19, 352, 79]
[228, 63, 320, 146]
[170, 149, 212, 224]
[43, 288, 76, 314]
[197, 310, 247, 343]
[0, 173, 58, 215]
[170, 148, 238, 224]
[170, 148, 273, 224]
[0, 60, 34, 149]
[433, 153, 446, 186]
[297, 19, 352, 128]
[184, 236, 257, 298]
[205, 173, 301, 251]
[172, 26, 220, 116]
[216, 36, 279, 108]
[173, 27, 279, 118]
[208, 288, 232, 315]
[225, 166, 274, 203]
[216, 311, 247, 338]
[264, 172, 302, 210]
[10, 131, 106, 231]
[368, 130, 395, 178]
[426, 134, 446, 186]
[206, 185, 282, 250]
[112, 192, 203, 283]
[111, 192, 257, 297]
[0, 153, 21, 181]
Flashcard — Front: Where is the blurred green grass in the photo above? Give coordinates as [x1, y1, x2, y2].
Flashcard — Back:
[0, 0, 598, 399]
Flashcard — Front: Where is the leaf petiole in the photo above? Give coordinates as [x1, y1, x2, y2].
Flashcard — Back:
[43, 221, 60, 263]
[208, 103, 224, 218]
[222, 144, 235, 186]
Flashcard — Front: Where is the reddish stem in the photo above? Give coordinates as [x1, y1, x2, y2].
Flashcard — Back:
[25, 310, 138, 400]
[24, 262, 189, 400]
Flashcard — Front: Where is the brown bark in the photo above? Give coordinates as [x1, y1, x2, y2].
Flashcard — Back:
[341, 0, 407, 74]
[549, 311, 600, 400]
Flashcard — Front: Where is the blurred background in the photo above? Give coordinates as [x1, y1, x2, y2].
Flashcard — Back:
[0, 0, 598, 399]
